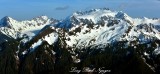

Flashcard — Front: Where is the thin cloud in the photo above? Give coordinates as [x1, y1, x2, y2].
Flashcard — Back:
[55, 6, 69, 10]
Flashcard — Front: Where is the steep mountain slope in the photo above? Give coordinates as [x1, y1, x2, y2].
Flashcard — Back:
[0, 16, 58, 40]
[56, 8, 160, 51]
[0, 8, 160, 74]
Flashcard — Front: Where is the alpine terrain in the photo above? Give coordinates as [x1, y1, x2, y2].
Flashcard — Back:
[0, 8, 160, 74]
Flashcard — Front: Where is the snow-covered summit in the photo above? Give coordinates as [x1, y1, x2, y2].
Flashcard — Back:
[55, 8, 160, 50]
[1, 8, 160, 73]
[1, 8, 160, 50]
[0, 16, 16, 27]
[0, 16, 58, 39]
[56, 8, 134, 29]
[72, 8, 117, 23]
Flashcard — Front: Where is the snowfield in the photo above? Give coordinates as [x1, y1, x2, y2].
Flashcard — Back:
[1, 8, 160, 54]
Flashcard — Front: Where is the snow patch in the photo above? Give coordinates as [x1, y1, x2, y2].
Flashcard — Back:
[30, 39, 42, 52]
[43, 32, 58, 45]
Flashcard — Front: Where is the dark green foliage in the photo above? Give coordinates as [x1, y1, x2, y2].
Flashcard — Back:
[74, 41, 155, 74]
[19, 41, 55, 74]
[54, 48, 74, 74]
[0, 40, 19, 74]
[25, 26, 56, 49]
[0, 32, 13, 44]
[0, 32, 160, 74]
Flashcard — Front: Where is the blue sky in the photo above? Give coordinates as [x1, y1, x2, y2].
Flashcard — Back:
[0, 0, 160, 20]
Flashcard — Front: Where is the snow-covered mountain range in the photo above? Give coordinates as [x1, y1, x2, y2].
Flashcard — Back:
[0, 16, 58, 39]
[0, 8, 160, 74]
[62, 9, 160, 49]
[1, 9, 160, 48]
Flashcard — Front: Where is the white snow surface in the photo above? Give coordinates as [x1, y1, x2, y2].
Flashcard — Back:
[64, 9, 160, 49]
[73, 9, 117, 23]
[0, 16, 57, 40]
[30, 39, 43, 52]
[29, 32, 58, 52]
[1, 9, 160, 50]
[154, 44, 160, 55]
[43, 32, 58, 45]
[154, 47, 160, 55]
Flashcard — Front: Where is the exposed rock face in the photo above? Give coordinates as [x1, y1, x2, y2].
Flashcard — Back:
[0, 8, 160, 74]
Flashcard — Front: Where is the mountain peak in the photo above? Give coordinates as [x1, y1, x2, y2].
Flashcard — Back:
[116, 11, 128, 18]
[56, 8, 131, 28]
[2, 16, 13, 20]
[0, 16, 16, 27]
[74, 8, 110, 15]
[0, 15, 58, 39]
[40, 15, 48, 19]
[32, 15, 49, 21]
[71, 8, 122, 23]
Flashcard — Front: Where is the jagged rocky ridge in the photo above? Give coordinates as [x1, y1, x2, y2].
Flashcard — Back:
[0, 8, 160, 74]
